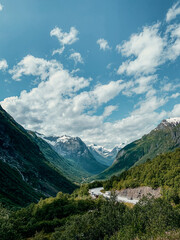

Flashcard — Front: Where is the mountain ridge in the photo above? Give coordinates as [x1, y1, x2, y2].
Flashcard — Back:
[92, 118, 180, 180]
[88, 144, 122, 166]
[37, 133, 107, 175]
[0, 105, 76, 206]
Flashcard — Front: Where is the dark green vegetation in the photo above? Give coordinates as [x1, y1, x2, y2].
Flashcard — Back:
[94, 119, 180, 180]
[0, 193, 179, 240]
[1, 148, 179, 239]
[30, 132, 91, 183]
[103, 148, 180, 204]
[0, 159, 41, 208]
[0, 106, 77, 207]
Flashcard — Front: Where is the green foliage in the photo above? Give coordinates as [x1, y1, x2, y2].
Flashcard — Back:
[0, 192, 180, 240]
[50, 197, 180, 240]
[32, 231, 49, 240]
[0, 204, 20, 240]
[51, 199, 126, 240]
[5, 192, 98, 239]
[103, 148, 180, 204]
[0, 160, 41, 208]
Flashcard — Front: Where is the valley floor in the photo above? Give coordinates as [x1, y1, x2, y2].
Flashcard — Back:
[89, 187, 139, 204]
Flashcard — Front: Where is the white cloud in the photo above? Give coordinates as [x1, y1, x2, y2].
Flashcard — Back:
[9, 55, 62, 81]
[2, 55, 127, 148]
[52, 47, 65, 56]
[133, 95, 167, 115]
[50, 27, 79, 55]
[2, 6, 180, 149]
[72, 80, 124, 114]
[2, 66, 175, 149]
[121, 75, 156, 97]
[97, 38, 111, 51]
[162, 81, 180, 92]
[83, 95, 168, 148]
[116, 44, 121, 53]
[170, 92, 180, 98]
[166, 1, 180, 22]
[106, 63, 112, 69]
[166, 24, 180, 60]
[2, 55, 170, 148]
[103, 105, 117, 118]
[169, 103, 180, 117]
[0, 59, 8, 71]
[117, 24, 165, 76]
[69, 52, 83, 64]
[117, 21, 180, 77]
[0, 4, 3, 11]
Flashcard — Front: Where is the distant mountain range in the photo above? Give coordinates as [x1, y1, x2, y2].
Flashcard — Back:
[88, 144, 122, 166]
[37, 134, 107, 176]
[1, 103, 180, 207]
[29, 132, 91, 183]
[92, 118, 180, 180]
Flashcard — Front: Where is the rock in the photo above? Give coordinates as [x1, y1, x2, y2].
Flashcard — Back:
[116, 186, 161, 200]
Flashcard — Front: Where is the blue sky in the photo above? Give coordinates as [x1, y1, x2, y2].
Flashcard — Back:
[0, 0, 180, 148]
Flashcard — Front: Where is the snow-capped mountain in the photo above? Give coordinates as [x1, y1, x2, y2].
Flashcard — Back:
[162, 117, 180, 126]
[88, 144, 124, 166]
[156, 117, 180, 130]
[36, 133, 107, 175]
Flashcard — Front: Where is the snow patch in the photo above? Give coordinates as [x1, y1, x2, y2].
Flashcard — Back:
[57, 135, 72, 143]
[162, 117, 180, 126]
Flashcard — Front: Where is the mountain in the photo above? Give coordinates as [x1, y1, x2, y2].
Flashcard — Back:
[88, 144, 122, 166]
[30, 132, 91, 183]
[0, 106, 76, 207]
[93, 118, 180, 180]
[0, 159, 42, 207]
[39, 134, 107, 175]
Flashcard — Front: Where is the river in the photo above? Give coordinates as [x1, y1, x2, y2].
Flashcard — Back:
[89, 187, 139, 204]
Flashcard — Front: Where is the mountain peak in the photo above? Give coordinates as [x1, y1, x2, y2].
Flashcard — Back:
[155, 117, 180, 131]
[57, 135, 74, 143]
[162, 117, 180, 126]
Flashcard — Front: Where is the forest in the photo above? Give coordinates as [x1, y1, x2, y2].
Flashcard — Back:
[0, 148, 180, 240]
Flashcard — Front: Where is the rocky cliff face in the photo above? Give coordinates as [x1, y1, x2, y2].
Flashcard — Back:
[88, 144, 122, 166]
[38, 134, 107, 175]
[117, 186, 161, 200]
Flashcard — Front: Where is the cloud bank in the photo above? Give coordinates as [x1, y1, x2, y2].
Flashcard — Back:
[1, 2, 180, 148]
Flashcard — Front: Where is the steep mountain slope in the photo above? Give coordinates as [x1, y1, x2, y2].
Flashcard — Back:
[30, 132, 91, 183]
[0, 160, 41, 207]
[88, 144, 122, 166]
[39, 134, 107, 175]
[0, 106, 76, 206]
[103, 148, 180, 202]
[93, 118, 180, 180]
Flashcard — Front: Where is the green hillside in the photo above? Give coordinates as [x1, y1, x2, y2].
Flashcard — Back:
[0, 187, 179, 240]
[0, 160, 42, 208]
[0, 106, 77, 206]
[103, 148, 180, 203]
[93, 120, 180, 180]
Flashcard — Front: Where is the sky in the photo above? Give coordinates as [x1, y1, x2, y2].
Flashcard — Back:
[0, 0, 180, 148]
